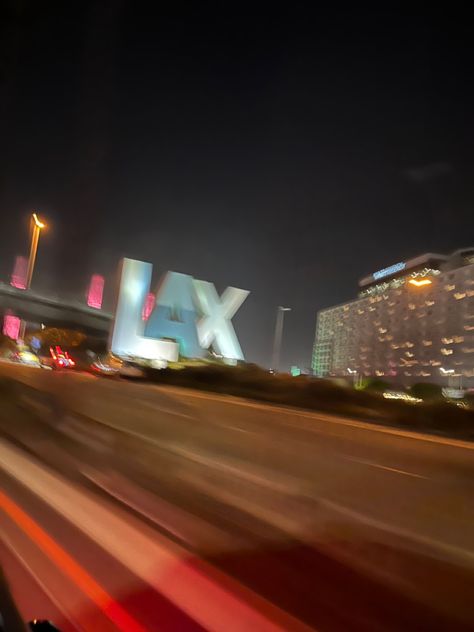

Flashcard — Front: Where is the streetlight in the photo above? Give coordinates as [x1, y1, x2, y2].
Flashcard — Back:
[271, 306, 291, 373]
[347, 367, 361, 388]
[439, 367, 454, 375]
[440, 367, 462, 390]
[25, 212, 46, 289]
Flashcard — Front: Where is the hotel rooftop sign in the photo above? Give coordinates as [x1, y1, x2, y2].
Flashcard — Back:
[372, 261, 406, 280]
[359, 252, 448, 288]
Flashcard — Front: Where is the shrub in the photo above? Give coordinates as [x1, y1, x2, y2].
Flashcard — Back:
[411, 382, 443, 402]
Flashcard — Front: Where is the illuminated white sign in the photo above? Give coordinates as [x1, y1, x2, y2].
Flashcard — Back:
[194, 281, 248, 360]
[373, 261, 406, 280]
[110, 258, 249, 362]
[110, 259, 179, 362]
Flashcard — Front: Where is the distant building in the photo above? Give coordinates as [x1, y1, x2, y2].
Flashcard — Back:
[312, 249, 474, 386]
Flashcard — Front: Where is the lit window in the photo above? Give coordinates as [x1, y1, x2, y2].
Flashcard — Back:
[441, 348, 453, 355]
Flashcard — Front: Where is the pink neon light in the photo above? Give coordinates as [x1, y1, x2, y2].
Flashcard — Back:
[11, 256, 27, 290]
[87, 274, 104, 309]
[3, 311, 20, 340]
[142, 292, 155, 321]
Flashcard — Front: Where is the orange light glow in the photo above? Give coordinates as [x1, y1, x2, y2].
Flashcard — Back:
[32, 213, 46, 229]
[409, 278, 432, 287]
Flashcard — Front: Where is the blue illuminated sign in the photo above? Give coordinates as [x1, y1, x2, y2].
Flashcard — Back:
[373, 261, 406, 280]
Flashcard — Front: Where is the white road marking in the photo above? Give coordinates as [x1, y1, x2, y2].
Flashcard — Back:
[228, 425, 255, 434]
[139, 400, 195, 419]
[343, 456, 428, 479]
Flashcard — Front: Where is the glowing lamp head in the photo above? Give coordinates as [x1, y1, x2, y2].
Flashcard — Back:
[32, 213, 46, 229]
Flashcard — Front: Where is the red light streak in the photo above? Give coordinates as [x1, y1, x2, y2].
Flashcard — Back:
[0, 490, 147, 632]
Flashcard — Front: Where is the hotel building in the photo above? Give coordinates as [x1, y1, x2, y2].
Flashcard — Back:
[312, 249, 474, 386]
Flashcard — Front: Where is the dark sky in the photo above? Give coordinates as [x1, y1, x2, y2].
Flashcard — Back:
[1, 2, 473, 369]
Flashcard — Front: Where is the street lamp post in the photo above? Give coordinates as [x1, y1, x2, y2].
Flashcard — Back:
[18, 212, 46, 341]
[271, 306, 291, 373]
[347, 367, 358, 387]
[25, 212, 46, 289]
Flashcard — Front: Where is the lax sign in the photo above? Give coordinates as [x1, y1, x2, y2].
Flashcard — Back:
[110, 258, 249, 363]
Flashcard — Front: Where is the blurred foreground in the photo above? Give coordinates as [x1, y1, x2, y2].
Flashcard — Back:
[1, 362, 474, 631]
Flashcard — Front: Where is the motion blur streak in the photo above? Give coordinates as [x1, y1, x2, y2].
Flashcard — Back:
[0, 490, 148, 632]
[0, 440, 311, 632]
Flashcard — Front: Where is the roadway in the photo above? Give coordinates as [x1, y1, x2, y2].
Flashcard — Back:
[0, 362, 473, 630]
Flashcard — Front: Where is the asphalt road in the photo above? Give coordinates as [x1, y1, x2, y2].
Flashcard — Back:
[0, 362, 473, 631]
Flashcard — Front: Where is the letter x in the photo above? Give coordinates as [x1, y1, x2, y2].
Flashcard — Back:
[193, 281, 249, 360]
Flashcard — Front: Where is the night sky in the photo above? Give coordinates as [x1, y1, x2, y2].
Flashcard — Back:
[1, 3, 474, 369]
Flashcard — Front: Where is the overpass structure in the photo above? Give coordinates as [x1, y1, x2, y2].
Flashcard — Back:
[0, 283, 112, 337]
